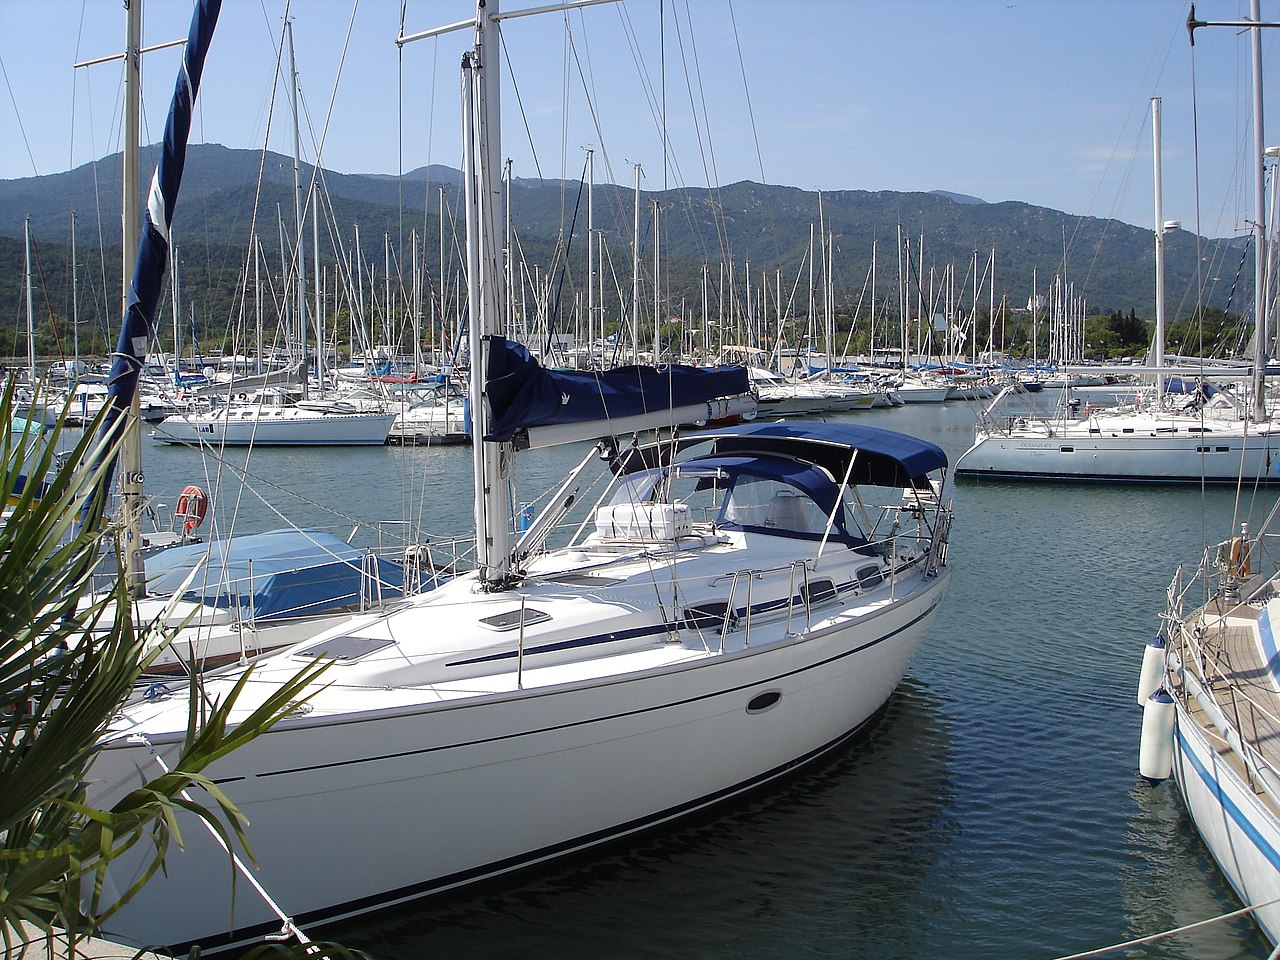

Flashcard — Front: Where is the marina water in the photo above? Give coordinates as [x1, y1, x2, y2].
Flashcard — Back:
[138, 396, 1273, 959]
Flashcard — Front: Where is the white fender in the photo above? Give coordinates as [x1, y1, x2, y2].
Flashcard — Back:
[1137, 634, 1166, 706]
[1139, 688, 1175, 782]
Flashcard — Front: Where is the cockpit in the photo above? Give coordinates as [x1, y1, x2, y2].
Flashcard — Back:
[594, 454, 864, 546]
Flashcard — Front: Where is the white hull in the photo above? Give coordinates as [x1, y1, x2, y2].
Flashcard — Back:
[1172, 689, 1280, 944]
[152, 407, 394, 446]
[90, 564, 948, 952]
[956, 418, 1280, 483]
[894, 385, 951, 403]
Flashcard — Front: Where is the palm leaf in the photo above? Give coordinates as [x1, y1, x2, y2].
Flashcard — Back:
[0, 382, 344, 956]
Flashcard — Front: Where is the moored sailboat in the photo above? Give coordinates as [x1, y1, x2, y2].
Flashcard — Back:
[84, 2, 956, 954]
[1135, 3, 1280, 947]
[956, 95, 1280, 485]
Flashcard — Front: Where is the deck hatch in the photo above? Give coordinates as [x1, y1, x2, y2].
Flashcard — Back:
[546, 574, 624, 587]
[480, 608, 552, 631]
[296, 635, 395, 661]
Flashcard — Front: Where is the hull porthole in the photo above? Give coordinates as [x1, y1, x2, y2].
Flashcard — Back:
[747, 690, 782, 714]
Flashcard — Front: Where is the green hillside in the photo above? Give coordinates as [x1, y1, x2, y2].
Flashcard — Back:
[0, 143, 1249, 362]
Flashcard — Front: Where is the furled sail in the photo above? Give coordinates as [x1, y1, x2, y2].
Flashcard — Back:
[88, 0, 222, 516]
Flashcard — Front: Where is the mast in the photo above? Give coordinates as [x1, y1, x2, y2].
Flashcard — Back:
[170, 242, 181, 381]
[1188, 2, 1277, 419]
[587, 148, 594, 368]
[71, 212, 80, 367]
[24, 218, 35, 387]
[463, 0, 513, 588]
[1152, 97, 1166, 405]
[286, 19, 309, 400]
[1249, 0, 1268, 422]
[652, 198, 661, 360]
[119, 0, 145, 597]
[631, 162, 641, 362]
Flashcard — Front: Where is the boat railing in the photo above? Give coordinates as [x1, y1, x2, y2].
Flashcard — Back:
[1169, 608, 1280, 793]
[702, 533, 936, 650]
[1164, 538, 1280, 795]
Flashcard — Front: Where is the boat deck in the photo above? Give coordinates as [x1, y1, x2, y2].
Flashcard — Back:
[1181, 592, 1280, 794]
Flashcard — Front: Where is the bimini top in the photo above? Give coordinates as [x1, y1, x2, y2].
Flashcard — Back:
[617, 421, 948, 488]
[145, 528, 404, 621]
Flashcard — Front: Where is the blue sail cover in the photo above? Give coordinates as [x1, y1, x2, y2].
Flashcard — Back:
[483, 338, 749, 442]
[145, 529, 403, 620]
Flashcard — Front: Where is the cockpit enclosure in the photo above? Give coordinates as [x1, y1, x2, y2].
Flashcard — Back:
[597, 455, 863, 545]
[585, 421, 951, 553]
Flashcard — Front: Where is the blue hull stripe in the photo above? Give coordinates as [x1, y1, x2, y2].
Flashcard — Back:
[1177, 725, 1280, 875]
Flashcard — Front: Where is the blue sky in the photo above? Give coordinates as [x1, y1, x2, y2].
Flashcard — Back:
[0, 0, 1272, 236]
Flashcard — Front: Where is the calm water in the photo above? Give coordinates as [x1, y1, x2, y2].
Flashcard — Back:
[138, 398, 1275, 959]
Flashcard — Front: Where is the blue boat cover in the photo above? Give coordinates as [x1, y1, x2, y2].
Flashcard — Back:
[618, 420, 948, 488]
[1163, 376, 1218, 397]
[483, 338, 749, 442]
[145, 528, 403, 620]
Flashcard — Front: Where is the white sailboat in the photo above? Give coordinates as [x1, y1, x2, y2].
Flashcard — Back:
[1137, 3, 1280, 947]
[85, 2, 955, 954]
[955, 96, 1280, 485]
[151, 397, 395, 446]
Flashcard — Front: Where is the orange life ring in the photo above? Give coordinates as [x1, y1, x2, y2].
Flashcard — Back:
[174, 484, 208, 536]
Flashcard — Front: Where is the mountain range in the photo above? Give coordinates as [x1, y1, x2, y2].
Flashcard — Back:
[0, 143, 1249, 354]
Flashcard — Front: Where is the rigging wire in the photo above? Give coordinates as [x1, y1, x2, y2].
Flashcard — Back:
[0, 55, 39, 178]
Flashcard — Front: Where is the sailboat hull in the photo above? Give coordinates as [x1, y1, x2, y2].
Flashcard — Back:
[151, 408, 395, 446]
[90, 567, 949, 953]
[1172, 689, 1280, 944]
[956, 427, 1280, 484]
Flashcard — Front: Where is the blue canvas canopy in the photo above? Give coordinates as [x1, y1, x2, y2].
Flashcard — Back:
[618, 421, 948, 489]
[145, 528, 403, 620]
[1163, 376, 1219, 397]
[482, 338, 750, 443]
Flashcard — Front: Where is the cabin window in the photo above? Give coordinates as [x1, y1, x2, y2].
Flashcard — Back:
[1059, 446, 1075, 453]
[799, 578, 838, 604]
[684, 601, 733, 632]
[856, 565, 884, 589]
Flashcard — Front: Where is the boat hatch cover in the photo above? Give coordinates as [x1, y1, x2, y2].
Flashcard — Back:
[480, 608, 553, 631]
[296, 635, 396, 661]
